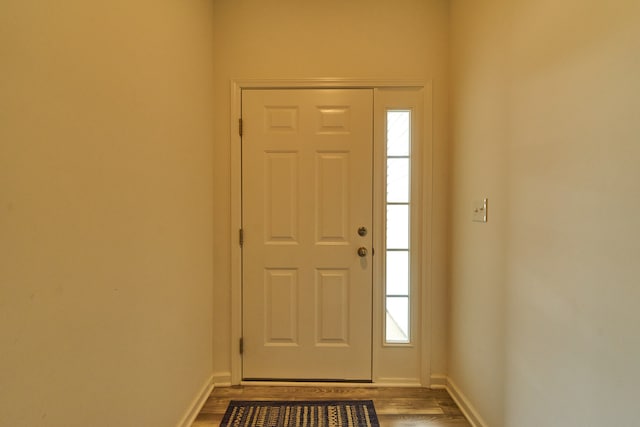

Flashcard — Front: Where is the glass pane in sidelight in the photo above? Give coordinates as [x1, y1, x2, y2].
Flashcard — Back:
[386, 204, 409, 249]
[386, 111, 410, 156]
[386, 158, 409, 203]
[386, 296, 409, 342]
[385, 109, 412, 345]
[386, 250, 409, 296]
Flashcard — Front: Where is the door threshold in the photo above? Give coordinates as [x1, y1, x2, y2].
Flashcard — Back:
[241, 379, 374, 387]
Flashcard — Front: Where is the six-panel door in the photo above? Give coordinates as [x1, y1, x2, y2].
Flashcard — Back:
[242, 89, 373, 380]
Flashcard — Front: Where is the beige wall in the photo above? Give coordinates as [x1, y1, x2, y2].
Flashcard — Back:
[0, 1, 215, 426]
[449, 0, 640, 425]
[212, 0, 450, 382]
[8, 1, 637, 424]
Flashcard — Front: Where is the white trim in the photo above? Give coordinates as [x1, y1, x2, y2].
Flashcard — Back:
[239, 380, 422, 388]
[212, 372, 232, 387]
[446, 377, 489, 427]
[371, 89, 385, 382]
[176, 375, 213, 427]
[230, 78, 432, 386]
[230, 80, 243, 386]
[429, 373, 447, 389]
[373, 377, 422, 387]
[420, 83, 434, 387]
[230, 78, 425, 90]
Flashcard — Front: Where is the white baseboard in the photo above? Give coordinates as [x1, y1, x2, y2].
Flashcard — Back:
[177, 374, 214, 427]
[429, 374, 447, 389]
[374, 377, 422, 387]
[445, 377, 488, 427]
[212, 372, 232, 387]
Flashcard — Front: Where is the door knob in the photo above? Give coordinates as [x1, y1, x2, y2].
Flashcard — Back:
[357, 247, 368, 257]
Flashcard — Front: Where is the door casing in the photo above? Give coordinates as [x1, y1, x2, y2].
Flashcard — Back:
[228, 79, 434, 387]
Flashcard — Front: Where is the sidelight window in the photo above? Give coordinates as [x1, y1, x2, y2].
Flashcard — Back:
[384, 110, 411, 343]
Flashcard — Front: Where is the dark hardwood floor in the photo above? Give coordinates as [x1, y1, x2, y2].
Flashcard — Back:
[191, 385, 471, 426]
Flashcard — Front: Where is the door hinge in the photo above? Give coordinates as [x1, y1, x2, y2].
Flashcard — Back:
[239, 228, 244, 246]
[239, 337, 244, 354]
[238, 118, 243, 137]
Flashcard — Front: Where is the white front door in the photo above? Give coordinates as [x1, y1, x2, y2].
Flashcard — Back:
[242, 89, 373, 380]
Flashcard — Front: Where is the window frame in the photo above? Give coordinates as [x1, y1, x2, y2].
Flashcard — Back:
[229, 80, 433, 386]
[383, 109, 413, 344]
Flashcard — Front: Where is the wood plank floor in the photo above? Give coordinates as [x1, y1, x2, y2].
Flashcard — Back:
[191, 385, 471, 426]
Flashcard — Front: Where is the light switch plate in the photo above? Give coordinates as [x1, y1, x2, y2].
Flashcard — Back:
[472, 198, 488, 223]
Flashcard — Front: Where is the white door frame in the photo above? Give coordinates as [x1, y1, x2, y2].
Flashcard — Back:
[229, 78, 434, 386]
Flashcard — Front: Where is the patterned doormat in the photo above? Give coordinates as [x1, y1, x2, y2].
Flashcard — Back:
[220, 400, 379, 427]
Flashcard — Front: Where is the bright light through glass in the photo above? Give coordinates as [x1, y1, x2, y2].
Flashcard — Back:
[386, 297, 409, 342]
[386, 205, 409, 249]
[385, 110, 411, 344]
[386, 251, 409, 295]
[387, 158, 409, 203]
[386, 111, 410, 156]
